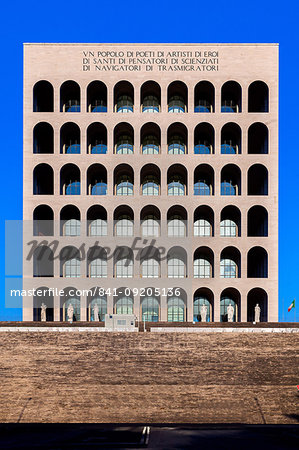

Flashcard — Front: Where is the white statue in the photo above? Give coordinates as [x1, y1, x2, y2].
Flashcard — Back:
[41, 303, 47, 322]
[67, 303, 74, 323]
[93, 304, 99, 322]
[227, 303, 234, 322]
[254, 303, 261, 322]
[200, 304, 208, 322]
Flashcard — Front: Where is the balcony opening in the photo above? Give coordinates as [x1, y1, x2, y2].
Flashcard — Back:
[114, 81, 134, 112]
[141, 81, 161, 112]
[60, 80, 80, 112]
[220, 246, 241, 278]
[87, 205, 107, 236]
[33, 164, 54, 195]
[221, 81, 242, 112]
[60, 205, 80, 236]
[221, 164, 241, 195]
[220, 288, 241, 322]
[141, 205, 160, 237]
[194, 164, 214, 195]
[167, 122, 187, 154]
[248, 123, 268, 154]
[87, 123, 107, 154]
[87, 81, 107, 112]
[60, 122, 80, 154]
[194, 81, 215, 112]
[33, 122, 54, 154]
[194, 122, 214, 154]
[60, 163, 80, 195]
[33, 205, 54, 236]
[114, 122, 134, 154]
[220, 205, 241, 237]
[167, 205, 187, 237]
[194, 205, 214, 237]
[221, 122, 241, 154]
[87, 163, 107, 195]
[114, 164, 134, 196]
[33, 80, 54, 112]
[140, 164, 160, 196]
[247, 288, 268, 322]
[194, 246, 214, 278]
[248, 81, 269, 112]
[167, 164, 187, 196]
[193, 288, 214, 322]
[114, 205, 134, 237]
[248, 206, 268, 237]
[247, 247, 268, 278]
[168, 81, 188, 113]
[141, 122, 160, 154]
[248, 164, 268, 195]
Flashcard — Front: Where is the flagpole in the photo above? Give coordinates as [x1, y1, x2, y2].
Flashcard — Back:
[294, 298, 296, 323]
[282, 298, 285, 323]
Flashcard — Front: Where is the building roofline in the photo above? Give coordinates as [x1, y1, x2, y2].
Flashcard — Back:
[23, 42, 279, 46]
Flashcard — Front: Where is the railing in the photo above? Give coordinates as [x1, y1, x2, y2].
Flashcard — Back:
[194, 101, 212, 113]
[65, 182, 80, 195]
[168, 144, 186, 154]
[194, 144, 212, 154]
[194, 182, 211, 195]
[142, 144, 159, 154]
[221, 181, 237, 195]
[90, 183, 107, 195]
[89, 144, 107, 154]
[63, 100, 80, 112]
[221, 101, 239, 112]
[64, 143, 80, 154]
[221, 143, 238, 154]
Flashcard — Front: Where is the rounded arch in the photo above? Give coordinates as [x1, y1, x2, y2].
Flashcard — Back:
[87, 163, 107, 195]
[221, 164, 241, 195]
[87, 288, 107, 321]
[33, 163, 54, 195]
[113, 246, 134, 278]
[194, 81, 215, 112]
[33, 122, 54, 154]
[167, 205, 188, 237]
[220, 205, 241, 237]
[114, 205, 134, 236]
[114, 122, 134, 154]
[140, 80, 161, 112]
[194, 246, 214, 278]
[140, 246, 161, 278]
[60, 205, 81, 236]
[167, 164, 187, 196]
[140, 164, 160, 196]
[248, 122, 268, 154]
[60, 80, 80, 112]
[193, 288, 214, 322]
[87, 246, 108, 278]
[221, 81, 242, 112]
[194, 205, 214, 237]
[194, 122, 214, 154]
[59, 245, 81, 278]
[141, 290, 160, 322]
[248, 81, 269, 112]
[33, 80, 54, 112]
[167, 246, 187, 278]
[140, 122, 161, 154]
[60, 163, 81, 195]
[114, 287, 134, 314]
[194, 164, 214, 195]
[247, 246, 268, 278]
[33, 246, 54, 277]
[86, 80, 107, 112]
[248, 164, 268, 195]
[167, 122, 188, 154]
[114, 163, 134, 195]
[221, 122, 241, 154]
[220, 287, 241, 322]
[167, 81, 188, 112]
[33, 205, 54, 236]
[114, 80, 134, 112]
[60, 122, 80, 154]
[220, 246, 241, 278]
[247, 288, 268, 322]
[33, 286, 54, 321]
[87, 122, 107, 154]
[60, 286, 80, 321]
[248, 205, 268, 237]
[167, 288, 187, 322]
[140, 205, 161, 237]
[87, 205, 107, 236]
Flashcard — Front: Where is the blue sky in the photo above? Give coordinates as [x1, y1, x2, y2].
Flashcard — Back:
[0, 0, 298, 321]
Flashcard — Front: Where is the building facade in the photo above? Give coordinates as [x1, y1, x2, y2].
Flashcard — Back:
[23, 43, 279, 322]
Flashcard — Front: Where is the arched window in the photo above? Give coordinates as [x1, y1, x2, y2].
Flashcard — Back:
[247, 288, 268, 322]
[33, 81, 54, 112]
[220, 247, 241, 278]
[142, 296, 159, 321]
[141, 216, 159, 237]
[193, 291, 213, 322]
[114, 247, 133, 278]
[114, 206, 134, 236]
[194, 81, 214, 112]
[248, 123, 268, 154]
[60, 122, 80, 154]
[87, 123, 107, 154]
[221, 164, 241, 196]
[194, 123, 214, 154]
[60, 205, 81, 236]
[89, 295, 107, 321]
[167, 247, 187, 278]
[115, 294, 134, 314]
[33, 286, 54, 321]
[221, 123, 241, 154]
[60, 164, 80, 195]
[247, 206, 268, 237]
[60, 246, 81, 277]
[87, 81, 107, 112]
[167, 206, 187, 237]
[220, 288, 240, 322]
[87, 205, 107, 236]
[220, 206, 241, 237]
[33, 205, 54, 236]
[63, 295, 80, 321]
[168, 296, 185, 322]
[248, 81, 269, 112]
[89, 256, 107, 278]
[87, 164, 107, 195]
[247, 247, 268, 278]
[142, 135, 159, 154]
[221, 81, 242, 112]
[141, 81, 161, 112]
[194, 206, 213, 237]
[194, 164, 214, 195]
[142, 176, 159, 195]
[116, 135, 134, 154]
[60, 80, 80, 112]
[33, 246, 54, 277]
[248, 164, 268, 195]
[194, 247, 213, 278]
[114, 164, 134, 195]
[114, 81, 134, 112]
[167, 123, 187, 154]
[141, 258, 160, 278]
[33, 122, 54, 154]
[168, 81, 188, 113]
[33, 164, 54, 195]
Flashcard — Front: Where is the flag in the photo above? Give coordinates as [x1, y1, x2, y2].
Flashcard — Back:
[288, 299, 295, 312]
